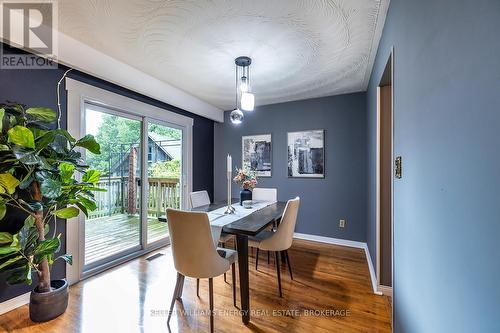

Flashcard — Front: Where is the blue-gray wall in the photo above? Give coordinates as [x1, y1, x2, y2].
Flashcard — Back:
[366, 0, 500, 332]
[214, 93, 368, 242]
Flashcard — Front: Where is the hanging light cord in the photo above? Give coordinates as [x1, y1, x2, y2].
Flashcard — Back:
[235, 63, 238, 108]
[56, 68, 73, 129]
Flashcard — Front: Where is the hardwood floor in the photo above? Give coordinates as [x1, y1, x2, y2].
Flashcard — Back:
[0, 240, 391, 333]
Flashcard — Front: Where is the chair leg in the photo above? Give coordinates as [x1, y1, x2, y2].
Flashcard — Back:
[177, 274, 185, 299]
[285, 250, 293, 280]
[231, 263, 237, 308]
[267, 251, 270, 264]
[168, 273, 182, 325]
[274, 251, 282, 297]
[209, 278, 214, 333]
[196, 278, 200, 297]
[255, 248, 260, 270]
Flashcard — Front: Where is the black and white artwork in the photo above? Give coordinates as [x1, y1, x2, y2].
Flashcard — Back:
[287, 130, 325, 178]
[242, 134, 272, 177]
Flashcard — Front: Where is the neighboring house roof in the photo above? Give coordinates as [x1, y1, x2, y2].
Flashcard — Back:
[108, 133, 181, 175]
[148, 132, 181, 160]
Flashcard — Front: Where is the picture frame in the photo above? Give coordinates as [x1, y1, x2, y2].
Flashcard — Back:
[287, 129, 325, 178]
[242, 134, 272, 177]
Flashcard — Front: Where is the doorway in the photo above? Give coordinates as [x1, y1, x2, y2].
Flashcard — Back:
[376, 51, 393, 295]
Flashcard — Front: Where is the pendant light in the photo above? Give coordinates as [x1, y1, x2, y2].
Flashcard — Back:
[230, 56, 255, 124]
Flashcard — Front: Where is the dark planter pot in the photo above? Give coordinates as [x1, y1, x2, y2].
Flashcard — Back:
[30, 279, 69, 322]
[240, 189, 252, 205]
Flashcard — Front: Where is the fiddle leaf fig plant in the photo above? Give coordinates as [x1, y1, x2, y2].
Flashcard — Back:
[0, 102, 102, 292]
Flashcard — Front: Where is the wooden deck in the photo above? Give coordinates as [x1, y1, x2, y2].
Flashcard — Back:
[85, 214, 168, 264]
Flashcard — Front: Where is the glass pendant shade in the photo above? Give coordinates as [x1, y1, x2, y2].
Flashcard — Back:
[240, 76, 249, 92]
[230, 109, 244, 124]
[240, 92, 255, 111]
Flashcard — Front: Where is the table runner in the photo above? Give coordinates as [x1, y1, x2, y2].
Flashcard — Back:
[207, 200, 276, 247]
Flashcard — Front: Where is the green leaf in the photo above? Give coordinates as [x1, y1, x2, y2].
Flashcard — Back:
[0, 108, 4, 132]
[0, 173, 20, 194]
[7, 125, 35, 149]
[0, 200, 6, 220]
[0, 246, 18, 255]
[54, 206, 79, 219]
[59, 162, 75, 183]
[0, 232, 13, 245]
[55, 254, 73, 265]
[5, 265, 29, 285]
[82, 169, 101, 184]
[75, 134, 101, 154]
[40, 178, 62, 198]
[25, 108, 56, 122]
[76, 195, 97, 211]
[0, 255, 23, 270]
[26, 265, 32, 285]
[12, 145, 39, 165]
[34, 237, 60, 258]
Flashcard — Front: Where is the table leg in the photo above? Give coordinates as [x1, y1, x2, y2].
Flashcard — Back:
[236, 234, 250, 324]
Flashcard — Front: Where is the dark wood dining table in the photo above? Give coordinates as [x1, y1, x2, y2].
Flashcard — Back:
[159, 199, 286, 325]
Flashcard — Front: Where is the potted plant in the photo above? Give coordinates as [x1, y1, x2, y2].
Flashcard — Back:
[0, 102, 102, 322]
[233, 168, 257, 204]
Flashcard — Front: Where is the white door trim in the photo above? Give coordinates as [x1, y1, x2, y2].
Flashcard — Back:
[375, 47, 395, 293]
[65, 77, 193, 285]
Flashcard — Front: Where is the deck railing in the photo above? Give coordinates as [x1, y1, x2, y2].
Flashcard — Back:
[89, 176, 180, 220]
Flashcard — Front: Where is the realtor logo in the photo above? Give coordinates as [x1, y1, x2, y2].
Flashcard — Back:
[0, 1, 58, 69]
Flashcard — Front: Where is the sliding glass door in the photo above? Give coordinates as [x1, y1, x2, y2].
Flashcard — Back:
[81, 103, 187, 271]
[83, 104, 143, 267]
[146, 121, 183, 244]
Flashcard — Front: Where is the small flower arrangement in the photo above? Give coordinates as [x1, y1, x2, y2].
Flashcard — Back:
[233, 168, 258, 190]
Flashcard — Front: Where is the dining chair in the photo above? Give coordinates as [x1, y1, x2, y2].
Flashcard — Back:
[166, 208, 237, 333]
[189, 190, 211, 208]
[251, 188, 278, 264]
[252, 188, 277, 202]
[248, 197, 300, 297]
[190, 190, 236, 265]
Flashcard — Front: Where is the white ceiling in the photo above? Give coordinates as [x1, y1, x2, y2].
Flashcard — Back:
[58, 0, 389, 111]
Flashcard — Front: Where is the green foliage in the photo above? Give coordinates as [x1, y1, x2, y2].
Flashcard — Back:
[149, 159, 181, 178]
[0, 102, 103, 288]
[86, 114, 181, 173]
[7, 126, 35, 148]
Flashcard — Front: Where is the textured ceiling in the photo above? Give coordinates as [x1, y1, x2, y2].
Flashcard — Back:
[59, 0, 388, 110]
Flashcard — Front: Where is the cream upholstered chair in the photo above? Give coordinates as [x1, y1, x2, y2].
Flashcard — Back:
[248, 197, 300, 297]
[251, 188, 278, 263]
[189, 190, 211, 208]
[252, 188, 277, 202]
[190, 190, 235, 251]
[166, 208, 237, 332]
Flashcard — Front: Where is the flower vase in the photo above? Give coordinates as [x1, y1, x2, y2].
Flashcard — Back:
[240, 188, 252, 205]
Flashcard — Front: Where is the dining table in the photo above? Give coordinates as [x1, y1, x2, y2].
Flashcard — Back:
[159, 199, 286, 325]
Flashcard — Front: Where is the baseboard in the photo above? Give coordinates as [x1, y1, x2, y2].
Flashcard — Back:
[378, 285, 393, 297]
[0, 292, 30, 315]
[293, 233, 366, 249]
[362, 244, 383, 295]
[293, 233, 381, 295]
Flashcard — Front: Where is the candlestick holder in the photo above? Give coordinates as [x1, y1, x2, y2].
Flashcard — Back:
[224, 170, 235, 214]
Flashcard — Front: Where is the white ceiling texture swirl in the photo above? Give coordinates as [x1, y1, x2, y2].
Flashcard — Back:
[59, 0, 389, 112]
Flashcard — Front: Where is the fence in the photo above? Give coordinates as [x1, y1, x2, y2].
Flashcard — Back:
[89, 176, 180, 219]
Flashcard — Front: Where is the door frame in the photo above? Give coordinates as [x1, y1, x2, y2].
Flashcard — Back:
[376, 47, 394, 296]
[65, 78, 193, 284]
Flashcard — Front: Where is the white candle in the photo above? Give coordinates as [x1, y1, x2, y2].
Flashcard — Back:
[227, 154, 232, 172]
